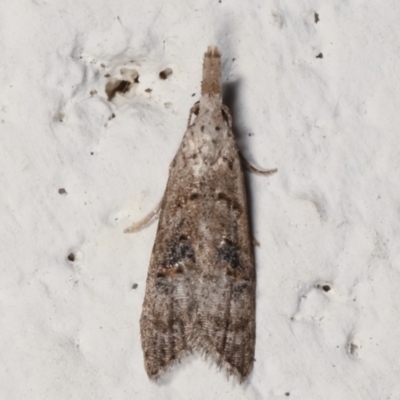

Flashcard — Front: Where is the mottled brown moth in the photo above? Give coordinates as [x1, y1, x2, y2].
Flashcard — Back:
[126, 47, 276, 382]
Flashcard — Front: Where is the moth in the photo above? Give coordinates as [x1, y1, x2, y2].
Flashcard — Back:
[126, 47, 276, 382]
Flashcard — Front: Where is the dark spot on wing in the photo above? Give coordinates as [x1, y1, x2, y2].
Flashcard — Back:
[217, 192, 230, 203]
[155, 274, 173, 294]
[233, 282, 249, 297]
[216, 192, 243, 214]
[222, 156, 234, 170]
[189, 192, 199, 200]
[218, 239, 240, 269]
[167, 235, 195, 267]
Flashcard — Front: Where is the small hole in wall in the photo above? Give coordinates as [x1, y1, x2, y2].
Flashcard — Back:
[159, 68, 173, 80]
[349, 343, 358, 355]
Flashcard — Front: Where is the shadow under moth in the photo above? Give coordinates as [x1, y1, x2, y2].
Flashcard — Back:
[125, 46, 276, 383]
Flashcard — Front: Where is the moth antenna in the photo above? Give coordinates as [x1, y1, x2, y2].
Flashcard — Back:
[201, 46, 221, 95]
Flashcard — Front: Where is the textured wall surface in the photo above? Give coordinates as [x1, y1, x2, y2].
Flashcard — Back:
[1, 0, 399, 399]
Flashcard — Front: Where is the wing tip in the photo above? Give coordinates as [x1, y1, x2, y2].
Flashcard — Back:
[141, 312, 193, 382]
[144, 349, 193, 382]
[191, 339, 254, 383]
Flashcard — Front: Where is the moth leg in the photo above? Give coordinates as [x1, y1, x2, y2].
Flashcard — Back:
[222, 103, 277, 176]
[124, 199, 162, 233]
[240, 152, 278, 176]
[187, 101, 200, 127]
